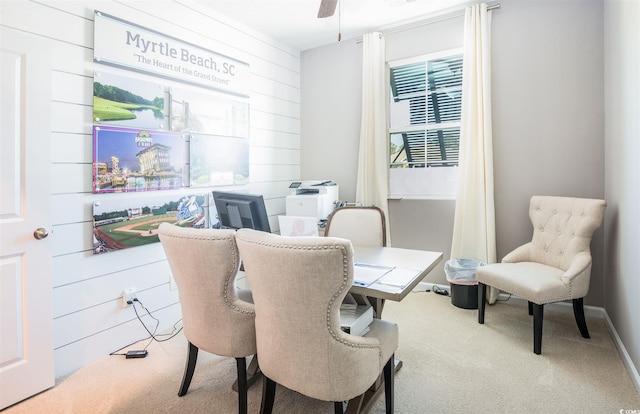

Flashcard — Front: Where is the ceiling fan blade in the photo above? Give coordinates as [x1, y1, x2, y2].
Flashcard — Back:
[317, 0, 338, 18]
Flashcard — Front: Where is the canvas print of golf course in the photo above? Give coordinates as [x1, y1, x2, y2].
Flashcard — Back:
[93, 71, 166, 130]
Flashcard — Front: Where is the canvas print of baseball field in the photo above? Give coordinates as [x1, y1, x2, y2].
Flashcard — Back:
[93, 193, 206, 254]
[93, 125, 185, 193]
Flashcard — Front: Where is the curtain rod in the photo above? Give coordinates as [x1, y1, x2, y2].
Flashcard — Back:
[356, 2, 500, 43]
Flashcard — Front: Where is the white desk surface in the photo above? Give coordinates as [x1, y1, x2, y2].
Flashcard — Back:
[350, 246, 443, 302]
[236, 245, 443, 302]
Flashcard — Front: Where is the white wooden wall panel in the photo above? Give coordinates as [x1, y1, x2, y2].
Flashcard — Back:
[52, 260, 172, 318]
[51, 102, 92, 134]
[251, 76, 301, 103]
[250, 129, 300, 149]
[250, 164, 300, 183]
[54, 284, 179, 348]
[52, 72, 92, 104]
[2, 0, 300, 379]
[51, 222, 93, 256]
[51, 133, 92, 163]
[52, 244, 168, 288]
[0, 1, 92, 46]
[51, 164, 92, 194]
[51, 194, 89, 225]
[251, 147, 300, 165]
[251, 110, 300, 134]
[52, 42, 94, 76]
[252, 93, 300, 119]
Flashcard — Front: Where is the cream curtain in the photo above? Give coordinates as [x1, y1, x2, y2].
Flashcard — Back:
[450, 3, 498, 302]
[356, 32, 391, 244]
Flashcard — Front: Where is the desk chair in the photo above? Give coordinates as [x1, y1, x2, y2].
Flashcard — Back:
[325, 205, 387, 312]
[476, 196, 606, 354]
[236, 229, 398, 414]
[158, 223, 257, 414]
[324, 206, 387, 247]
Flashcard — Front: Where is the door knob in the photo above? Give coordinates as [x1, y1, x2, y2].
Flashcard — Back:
[33, 228, 49, 240]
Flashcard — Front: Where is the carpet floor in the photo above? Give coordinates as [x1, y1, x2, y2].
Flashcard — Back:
[5, 291, 640, 413]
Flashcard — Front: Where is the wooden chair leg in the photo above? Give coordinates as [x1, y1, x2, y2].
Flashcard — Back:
[384, 354, 394, 414]
[178, 341, 199, 396]
[573, 298, 590, 338]
[260, 375, 277, 414]
[334, 401, 344, 414]
[236, 357, 248, 414]
[532, 303, 544, 355]
[478, 283, 487, 324]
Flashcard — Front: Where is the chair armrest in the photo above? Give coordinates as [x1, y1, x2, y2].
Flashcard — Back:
[502, 243, 532, 263]
[561, 252, 592, 285]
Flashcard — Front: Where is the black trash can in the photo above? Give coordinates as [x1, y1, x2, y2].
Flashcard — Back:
[444, 258, 484, 310]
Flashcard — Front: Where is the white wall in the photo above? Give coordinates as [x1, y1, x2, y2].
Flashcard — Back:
[604, 0, 640, 386]
[301, 0, 606, 297]
[1, 0, 300, 379]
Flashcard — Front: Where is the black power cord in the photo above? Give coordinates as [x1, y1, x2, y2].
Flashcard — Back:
[130, 298, 183, 343]
[110, 297, 183, 358]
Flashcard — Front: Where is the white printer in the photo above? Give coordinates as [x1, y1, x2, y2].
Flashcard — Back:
[285, 180, 339, 220]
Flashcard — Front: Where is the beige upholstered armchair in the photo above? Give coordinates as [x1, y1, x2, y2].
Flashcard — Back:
[476, 196, 606, 354]
[324, 206, 387, 247]
[157, 223, 256, 414]
[235, 228, 398, 414]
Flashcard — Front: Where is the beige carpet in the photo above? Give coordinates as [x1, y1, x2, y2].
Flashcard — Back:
[5, 291, 640, 413]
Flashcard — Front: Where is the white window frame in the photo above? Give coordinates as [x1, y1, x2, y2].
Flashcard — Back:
[388, 48, 463, 200]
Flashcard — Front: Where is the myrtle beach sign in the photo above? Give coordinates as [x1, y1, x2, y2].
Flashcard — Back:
[93, 11, 249, 97]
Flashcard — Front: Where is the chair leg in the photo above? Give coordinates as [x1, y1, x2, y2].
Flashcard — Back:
[573, 298, 590, 338]
[384, 354, 395, 414]
[334, 401, 344, 414]
[260, 375, 277, 414]
[478, 283, 487, 324]
[532, 303, 544, 355]
[236, 357, 248, 414]
[528, 301, 533, 316]
[178, 341, 199, 396]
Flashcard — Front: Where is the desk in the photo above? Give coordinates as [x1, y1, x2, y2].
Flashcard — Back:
[346, 246, 442, 414]
[350, 246, 443, 319]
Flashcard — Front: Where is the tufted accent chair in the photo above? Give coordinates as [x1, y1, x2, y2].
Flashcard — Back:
[235, 228, 398, 414]
[158, 223, 257, 414]
[476, 196, 606, 354]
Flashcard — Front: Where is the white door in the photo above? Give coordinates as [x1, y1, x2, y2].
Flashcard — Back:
[0, 27, 54, 409]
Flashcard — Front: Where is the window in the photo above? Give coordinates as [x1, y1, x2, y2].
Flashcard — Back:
[388, 49, 463, 198]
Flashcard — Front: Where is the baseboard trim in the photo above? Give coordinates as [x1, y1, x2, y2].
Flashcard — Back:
[601, 308, 640, 395]
[415, 281, 640, 395]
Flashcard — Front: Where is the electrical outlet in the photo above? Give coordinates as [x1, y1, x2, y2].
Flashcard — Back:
[122, 287, 137, 308]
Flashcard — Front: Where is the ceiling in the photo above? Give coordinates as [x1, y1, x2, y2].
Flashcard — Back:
[196, 0, 472, 51]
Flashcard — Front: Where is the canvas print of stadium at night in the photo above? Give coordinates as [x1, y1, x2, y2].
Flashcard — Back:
[93, 125, 185, 193]
[92, 193, 207, 254]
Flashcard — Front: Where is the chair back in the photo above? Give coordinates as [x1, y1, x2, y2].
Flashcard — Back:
[235, 228, 383, 402]
[324, 206, 387, 247]
[528, 196, 606, 271]
[158, 223, 256, 358]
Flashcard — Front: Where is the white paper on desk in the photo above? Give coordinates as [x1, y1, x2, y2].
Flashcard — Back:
[376, 267, 422, 288]
[353, 263, 394, 287]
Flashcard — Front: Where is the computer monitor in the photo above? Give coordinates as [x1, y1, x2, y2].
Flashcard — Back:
[211, 190, 271, 233]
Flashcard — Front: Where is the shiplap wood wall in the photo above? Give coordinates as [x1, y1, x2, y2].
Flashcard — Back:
[1, 0, 300, 378]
